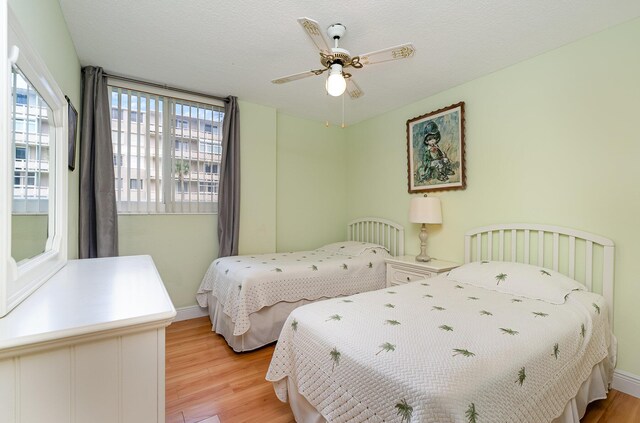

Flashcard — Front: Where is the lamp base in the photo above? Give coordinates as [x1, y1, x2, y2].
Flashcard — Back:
[416, 223, 431, 262]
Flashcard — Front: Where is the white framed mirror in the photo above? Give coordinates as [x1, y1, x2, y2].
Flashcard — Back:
[0, 7, 68, 318]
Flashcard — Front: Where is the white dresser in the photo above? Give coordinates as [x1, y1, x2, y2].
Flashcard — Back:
[0, 255, 176, 423]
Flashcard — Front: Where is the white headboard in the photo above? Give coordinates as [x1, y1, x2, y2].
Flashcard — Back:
[464, 223, 615, 326]
[347, 217, 405, 257]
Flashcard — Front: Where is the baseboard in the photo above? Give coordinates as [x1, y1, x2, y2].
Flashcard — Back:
[613, 369, 640, 398]
[174, 305, 208, 322]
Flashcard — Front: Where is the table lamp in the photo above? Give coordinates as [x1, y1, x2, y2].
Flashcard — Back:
[409, 195, 442, 262]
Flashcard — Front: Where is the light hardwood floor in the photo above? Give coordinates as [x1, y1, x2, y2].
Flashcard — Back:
[166, 317, 639, 423]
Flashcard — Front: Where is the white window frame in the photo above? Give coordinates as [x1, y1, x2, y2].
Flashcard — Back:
[0, 6, 68, 317]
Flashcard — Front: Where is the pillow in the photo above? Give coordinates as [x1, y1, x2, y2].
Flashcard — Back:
[446, 261, 585, 304]
[317, 241, 390, 257]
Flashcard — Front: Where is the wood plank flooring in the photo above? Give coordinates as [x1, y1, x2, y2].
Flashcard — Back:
[166, 317, 639, 423]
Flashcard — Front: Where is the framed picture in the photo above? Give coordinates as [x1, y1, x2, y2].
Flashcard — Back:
[406, 102, 465, 193]
[66, 95, 78, 171]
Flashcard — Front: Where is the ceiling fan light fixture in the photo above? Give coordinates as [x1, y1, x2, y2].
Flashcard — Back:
[326, 63, 346, 96]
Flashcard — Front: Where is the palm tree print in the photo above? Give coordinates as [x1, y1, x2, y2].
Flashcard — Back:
[291, 319, 298, 332]
[455, 285, 465, 289]
[540, 269, 551, 276]
[552, 343, 559, 359]
[310, 265, 318, 271]
[581, 323, 586, 338]
[479, 310, 493, 316]
[481, 261, 489, 264]
[385, 319, 401, 326]
[515, 367, 526, 386]
[532, 312, 549, 318]
[341, 299, 353, 303]
[511, 299, 523, 303]
[423, 294, 433, 298]
[421, 282, 430, 286]
[330, 347, 341, 370]
[500, 328, 519, 335]
[495, 273, 507, 285]
[468, 296, 479, 301]
[439, 325, 454, 332]
[341, 263, 348, 270]
[395, 399, 413, 423]
[453, 348, 475, 357]
[368, 262, 373, 268]
[384, 303, 395, 308]
[592, 303, 601, 314]
[273, 268, 283, 272]
[225, 269, 229, 274]
[326, 314, 342, 322]
[387, 291, 397, 294]
[376, 342, 396, 355]
[466, 403, 479, 423]
[432, 306, 446, 311]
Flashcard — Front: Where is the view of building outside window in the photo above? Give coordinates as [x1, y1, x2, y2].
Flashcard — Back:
[109, 87, 223, 213]
[11, 67, 51, 214]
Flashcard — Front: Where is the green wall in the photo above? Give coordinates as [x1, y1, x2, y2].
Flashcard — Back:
[345, 18, 640, 376]
[9, 0, 82, 259]
[276, 114, 348, 252]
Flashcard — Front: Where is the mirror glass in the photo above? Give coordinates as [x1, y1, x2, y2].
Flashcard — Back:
[10, 66, 55, 264]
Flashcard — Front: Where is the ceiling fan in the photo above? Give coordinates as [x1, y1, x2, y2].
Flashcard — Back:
[272, 18, 416, 98]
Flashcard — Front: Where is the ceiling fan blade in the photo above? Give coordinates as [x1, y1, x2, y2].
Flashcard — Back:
[357, 43, 416, 65]
[271, 69, 325, 84]
[297, 17, 331, 55]
[346, 78, 364, 99]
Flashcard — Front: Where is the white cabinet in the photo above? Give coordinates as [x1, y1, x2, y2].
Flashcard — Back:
[0, 255, 176, 423]
[385, 256, 460, 287]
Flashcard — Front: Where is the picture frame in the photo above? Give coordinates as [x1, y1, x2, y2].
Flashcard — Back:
[65, 95, 78, 171]
[406, 102, 465, 193]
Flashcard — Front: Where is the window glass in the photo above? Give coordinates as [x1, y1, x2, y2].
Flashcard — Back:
[110, 87, 223, 213]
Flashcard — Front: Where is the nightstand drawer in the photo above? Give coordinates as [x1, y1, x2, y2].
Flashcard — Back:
[390, 268, 431, 285]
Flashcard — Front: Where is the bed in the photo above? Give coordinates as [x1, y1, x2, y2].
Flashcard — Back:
[196, 217, 405, 352]
[266, 223, 617, 423]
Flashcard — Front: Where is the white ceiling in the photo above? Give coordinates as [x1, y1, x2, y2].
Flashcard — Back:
[59, 0, 640, 125]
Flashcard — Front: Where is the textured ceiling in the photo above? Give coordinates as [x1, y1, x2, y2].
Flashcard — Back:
[59, 0, 640, 125]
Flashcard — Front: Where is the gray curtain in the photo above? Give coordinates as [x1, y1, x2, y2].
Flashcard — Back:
[217, 96, 240, 257]
[79, 66, 118, 258]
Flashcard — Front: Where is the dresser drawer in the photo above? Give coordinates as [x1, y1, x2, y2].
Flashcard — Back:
[389, 268, 432, 285]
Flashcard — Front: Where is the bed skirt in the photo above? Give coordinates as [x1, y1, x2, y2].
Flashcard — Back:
[207, 292, 317, 352]
[282, 359, 612, 423]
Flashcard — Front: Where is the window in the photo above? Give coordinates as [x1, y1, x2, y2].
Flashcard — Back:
[110, 85, 224, 213]
[113, 154, 123, 166]
[15, 147, 26, 160]
[129, 178, 143, 190]
[204, 163, 218, 174]
[203, 123, 217, 133]
[198, 181, 218, 194]
[16, 93, 27, 105]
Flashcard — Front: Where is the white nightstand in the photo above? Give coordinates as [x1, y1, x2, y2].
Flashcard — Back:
[385, 256, 460, 287]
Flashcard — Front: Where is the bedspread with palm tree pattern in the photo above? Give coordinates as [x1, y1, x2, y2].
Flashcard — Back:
[266, 273, 613, 423]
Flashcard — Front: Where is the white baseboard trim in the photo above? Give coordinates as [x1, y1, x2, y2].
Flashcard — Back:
[613, 369, 640, 398]
[174, 305, 209, 322]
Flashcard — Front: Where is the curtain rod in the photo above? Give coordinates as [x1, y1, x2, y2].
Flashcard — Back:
[103, 72, 228, 103]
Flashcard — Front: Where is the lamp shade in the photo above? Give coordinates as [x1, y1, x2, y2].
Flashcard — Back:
[409, 196, 442, 224]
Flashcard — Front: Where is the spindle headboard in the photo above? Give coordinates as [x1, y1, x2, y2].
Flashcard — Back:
[464, 223, 614, 326]
[347, 217, 405, 257]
